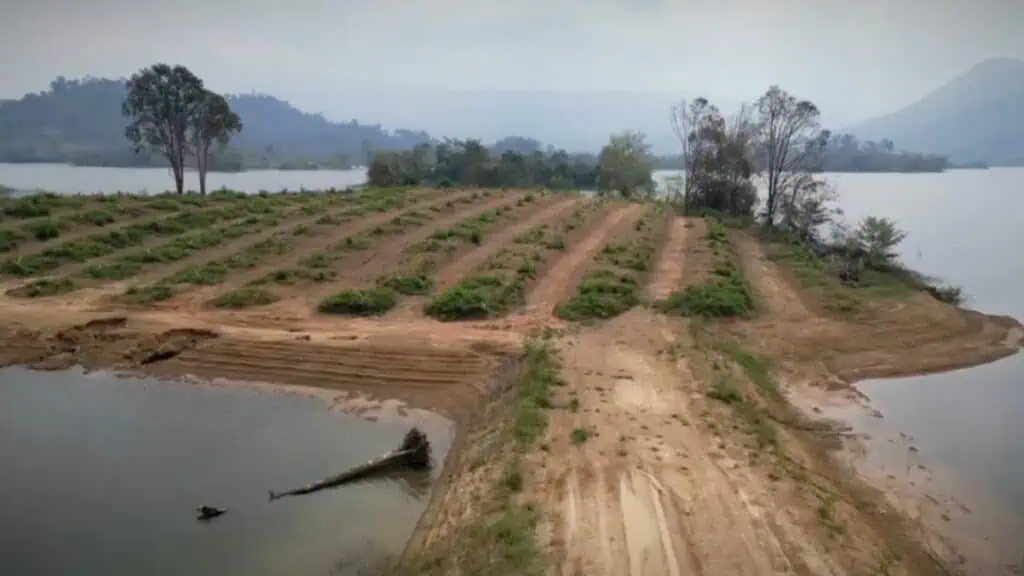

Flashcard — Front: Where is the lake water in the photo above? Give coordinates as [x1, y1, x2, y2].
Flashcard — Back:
[822, 170, 1024, 567]
[0, 367, 453, 576]
[0, 163, 368, 195]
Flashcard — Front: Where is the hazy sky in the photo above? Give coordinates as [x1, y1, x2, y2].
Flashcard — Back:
[3, 0, 1022, 147]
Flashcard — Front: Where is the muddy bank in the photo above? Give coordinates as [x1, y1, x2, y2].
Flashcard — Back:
[791, 356, 1024, 576]
[0, 314, 514, 417]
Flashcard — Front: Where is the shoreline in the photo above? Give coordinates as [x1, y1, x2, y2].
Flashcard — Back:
[1, 194, 1022, 574]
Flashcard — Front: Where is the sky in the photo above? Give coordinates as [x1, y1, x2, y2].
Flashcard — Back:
[2, 0, 1023, 150]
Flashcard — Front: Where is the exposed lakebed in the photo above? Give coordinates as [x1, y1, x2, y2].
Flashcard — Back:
[0, 367, 453, 576]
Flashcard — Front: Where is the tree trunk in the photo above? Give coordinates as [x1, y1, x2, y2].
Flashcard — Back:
[198, 143, 208, 196]
[172, 161, 185, 195]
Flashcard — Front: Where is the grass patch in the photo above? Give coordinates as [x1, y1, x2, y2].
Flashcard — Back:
[570, 428, 589, 444]
[8, 278, 76, 298]
[123, 284, 176, 304]
[317, 287, 397, 316]
[85, 262, 143, 280]
[706, 377, 743, 404]
[23, 218, 63, 241]
[555, 269, 639, 321]
[513, 339, 560, 444]
[425, 275, 524, 321]
[0, 229, 26, 253]
[657, 218, 755, 317]
[377, 273, 433, 295]
[208, 286, 279, 309]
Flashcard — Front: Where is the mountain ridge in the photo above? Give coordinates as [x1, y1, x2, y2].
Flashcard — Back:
[846, 58, 1024, 165]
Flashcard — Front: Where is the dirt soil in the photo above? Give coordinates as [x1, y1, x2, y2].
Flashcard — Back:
[1, 201, 1021, 575]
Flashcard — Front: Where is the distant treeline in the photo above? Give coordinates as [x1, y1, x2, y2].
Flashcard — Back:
[655, 133, 950, 173]
[367, 140, 601, 189]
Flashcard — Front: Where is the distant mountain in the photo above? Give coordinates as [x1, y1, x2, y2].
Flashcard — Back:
[846, 58, 1024, 165]
[0, 77, 432, 169]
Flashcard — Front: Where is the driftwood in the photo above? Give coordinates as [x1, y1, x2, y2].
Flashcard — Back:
[268, 428, 431, 501]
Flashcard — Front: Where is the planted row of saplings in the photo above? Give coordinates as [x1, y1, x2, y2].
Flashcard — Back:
[0, 192, 324, 278]
[5, 191, 373, 298]
[209, 190, 511, 310]
[385, 198, 607, 321]
[118, 189, 426, 306]
[374, 193, 541, 294]
[0, 189, 301, 254]
[555, 203, 669, 321]
[656, 217, 755, 317]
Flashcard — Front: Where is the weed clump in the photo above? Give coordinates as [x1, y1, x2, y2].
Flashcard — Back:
[555, 270, 639, 320]
[318, 287, 397, 316]
[377, 273, 433, 296]
[209, 286, 279, 309]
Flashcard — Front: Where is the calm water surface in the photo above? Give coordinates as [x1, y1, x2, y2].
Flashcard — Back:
[0, 367, 453, 576]
[0, 163, 367, 195]
[823, 169, 1024, 562]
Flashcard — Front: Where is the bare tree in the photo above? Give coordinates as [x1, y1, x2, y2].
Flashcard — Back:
[669, 99, 694, 207]
[753, 86, 829, 228]
[670, 98, 720, 214]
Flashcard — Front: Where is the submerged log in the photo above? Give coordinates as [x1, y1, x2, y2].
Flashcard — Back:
[268, 427, 431, 501]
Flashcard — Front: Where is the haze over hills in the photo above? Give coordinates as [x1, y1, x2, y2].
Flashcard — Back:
[846, 58, 1024, 165]
[2, 59, 1021, 170]
[0, 77, 433, 169]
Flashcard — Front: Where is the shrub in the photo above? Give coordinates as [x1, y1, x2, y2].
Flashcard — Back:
[425, 275, 523, 321]
[123, 284, 176, 304]
[209, 287, 279, 309]
[555, 270, 639, 321]
[377, 274, 433, 295]
[318, 287, 397, 316]
[24, 219, 61, 240]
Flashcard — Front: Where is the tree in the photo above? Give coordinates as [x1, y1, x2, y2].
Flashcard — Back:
[754, 86, 829, 227]
[853, 216, 908, 268]
[122, 64, 206, 194]
[670, 98, 721, 212]
[190, 91, 242, 195]
[596, 131, 654, 200]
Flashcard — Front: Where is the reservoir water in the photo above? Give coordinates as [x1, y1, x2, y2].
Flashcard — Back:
[0, 367, 452, 576]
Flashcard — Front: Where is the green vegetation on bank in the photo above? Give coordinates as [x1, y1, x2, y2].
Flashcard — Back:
[400, 338, 559, 575]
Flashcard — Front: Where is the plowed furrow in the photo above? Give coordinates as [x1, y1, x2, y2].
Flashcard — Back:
[174, 355, 470, 384]
[734, 233, 814, 321]
[181, 349, 485, 377]
[207, 338, 487, 364]
[645, 217, 690, 300]
[431, 196, 581, 292]
[527, 203, 646, 315]
[165, 191, 468, 308]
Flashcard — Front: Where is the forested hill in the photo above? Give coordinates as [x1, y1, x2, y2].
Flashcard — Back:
[0, 77, 432, 170]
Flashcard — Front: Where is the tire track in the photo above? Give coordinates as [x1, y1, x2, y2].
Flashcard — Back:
[526, 203, 645, 316]
[645, 217, 690, 301]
